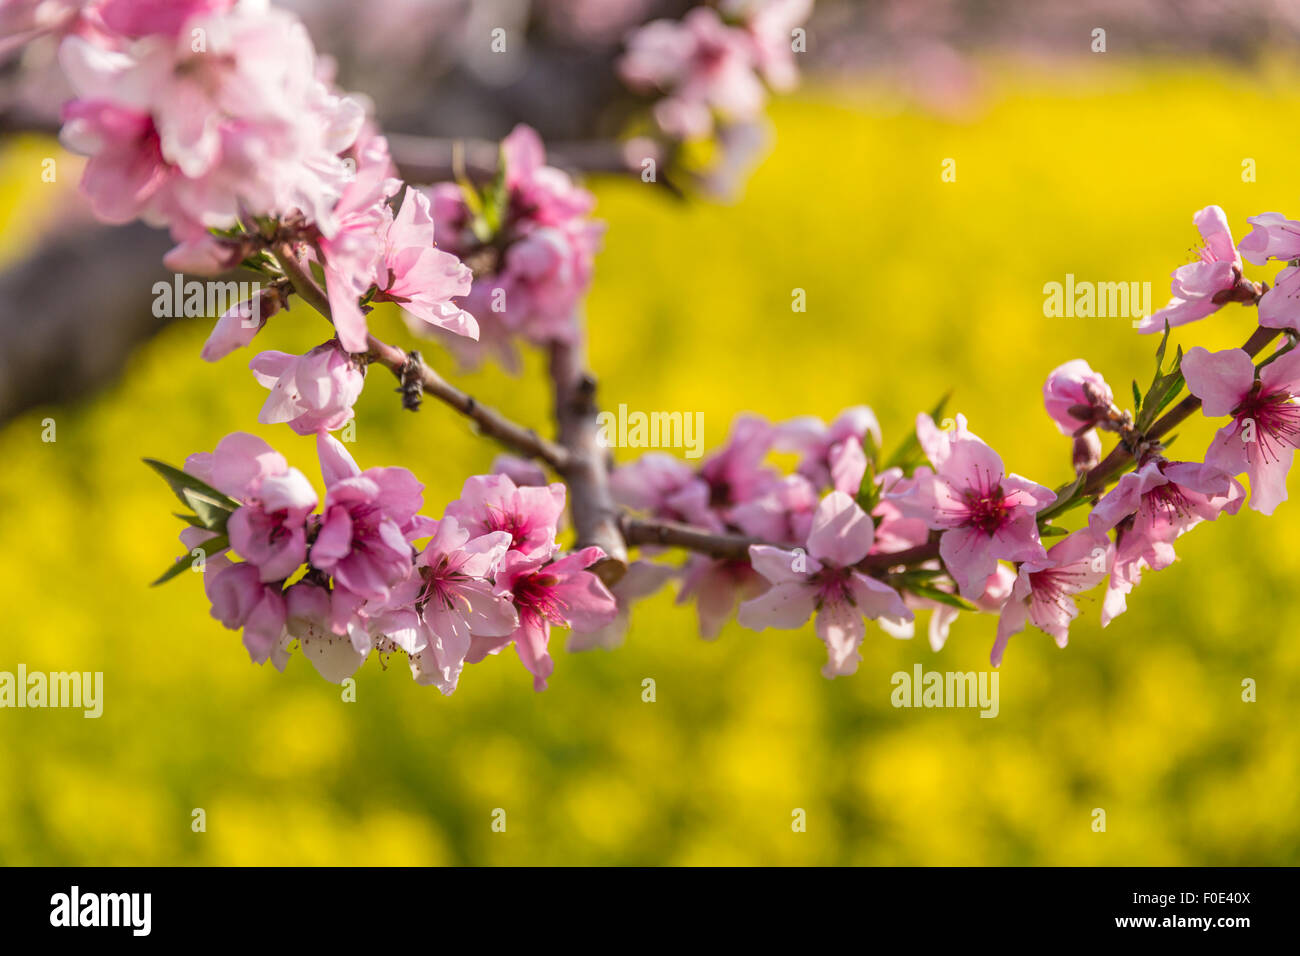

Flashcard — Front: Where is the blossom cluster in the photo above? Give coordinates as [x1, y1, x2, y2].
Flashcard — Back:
[175, 432, 617, 693]
[42, 2, 1300, 689]
[609, 204, 1299, 672]
[55, 0, 477, 370]
[619, 0, 812, 141]
[421, 125, 605, 371]
[616, 1, 814, 198]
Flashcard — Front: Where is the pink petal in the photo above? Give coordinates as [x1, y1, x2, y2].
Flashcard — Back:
[1180, 347, 1254, 417]
[317, 432, 362, 486]
[737, 581, 817, 630]
[805, 490, 875, 567]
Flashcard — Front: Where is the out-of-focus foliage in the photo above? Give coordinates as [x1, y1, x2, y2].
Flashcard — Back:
[1, 63, 1298, 865]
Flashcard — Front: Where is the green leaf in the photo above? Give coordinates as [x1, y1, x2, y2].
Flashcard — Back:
[144, 458, 240, 510]
[1153, 373, 1185, 417]
[1135, 330, 1186, 432]
[862, 428, 880, 469]
[1131, 379, 1142, 415]
[182, 487, 233, 532]
[1040, 524, 1068, 537]
[481, 143, 510, 235]
[1037, 473, 1084, 523]
[854, 449, 880, 516]
[897, 567, 947, 582]
[1152, 320, 1170, 371]
[1255, 332, 1300, 373]
[905, 582, 976, 612]
[883, 391, 952, 474]
[151, 534, 229, 587]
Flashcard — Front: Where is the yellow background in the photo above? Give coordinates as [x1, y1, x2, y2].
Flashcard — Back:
[1, 62, 1298, 865]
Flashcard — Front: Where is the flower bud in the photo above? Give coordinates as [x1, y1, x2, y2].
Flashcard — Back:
[1044, 359, 1114, 435]
[1073, 429, 1102, 473]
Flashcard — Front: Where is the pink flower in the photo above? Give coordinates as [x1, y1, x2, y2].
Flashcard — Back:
[98, 0, 236, 39]
[1089, 459, 1244, 625]
[698, 413, 779, 516]
[620, 7, 766, 139]
[308, 434, 426, 602]
[500, 124, 597, 228]
[677, 556, 766, 638]
[407, 518, 519, 695]
[868, 468, 931, 556]
[1237, 212, 1300, 332]
[250, 341, 365, 436]
[58, 99, 176, 227]
[184, 431, 291, 502]
[1238, 212, 1300, 264]
[774, 405, 880, 493]
[469, 548, 618, 691]
[610, 453, 719, 531]
[57, 5, 363, 241]
[0, 0, 93, 54]
[991, 529, 1114, 666]
[1042, 359, 1113, 435]
[567, 560, 677, 652]
[318, 132, 399, 353]
[418, 127, 602, 359]
[495, 223, 603, 343]
[283, 580, 366, 683]
[226, 466, 317, 583]
[1180, 345, 1300, 515]
[1137, 206, 1242, 333]
[730, 474, 818, 545]
[738, 491, 913, 677]
[204, 556, 289, 669]
[200, 286, 282, 362]
[728, 0, 813, 91]
[896, 414, 1055, 599]
[372, 187, 477, 339]
[415, 285, 523, 373]
[444, 473, 566, 559]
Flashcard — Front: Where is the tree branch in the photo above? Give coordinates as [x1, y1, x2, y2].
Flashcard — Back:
[272, 242, 571, 470]
[273, 246, 1279, 591]
[548, 337, 629, 585]
[387, 133, 669, 189]
[620, 322, 1284, 579]
[620, 516, 940, 574]
[620, 516, 758, 562]
[1078, 323, 1281, 497]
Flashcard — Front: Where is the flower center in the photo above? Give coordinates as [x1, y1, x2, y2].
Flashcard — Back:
[485, 507, 528, 550]
[1144, 482, 1196, 523]
[1234, 390, 1300, 466]
[810, 567, 853, 609]
[963, 486, 1010, 536]
[512, 572, 568, 625]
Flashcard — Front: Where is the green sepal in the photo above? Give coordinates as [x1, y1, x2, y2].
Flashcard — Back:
[151, 534, 229, 587]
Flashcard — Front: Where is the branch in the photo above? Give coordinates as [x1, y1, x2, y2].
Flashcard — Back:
[1078, 323, 1281, 497]
[548, 338, 629, 585]
[273, 244, 1278, 590]
[387, 133, 682, 197]
[621, 516, 940, 574]
[620, 517, 758, 562]
[365, 335, 571, 471]
[271, 242, 570, 470]
[618, 322, 1285, 578]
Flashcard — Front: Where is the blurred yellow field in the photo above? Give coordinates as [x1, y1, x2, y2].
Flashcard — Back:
[1, 62, 1298, 866]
